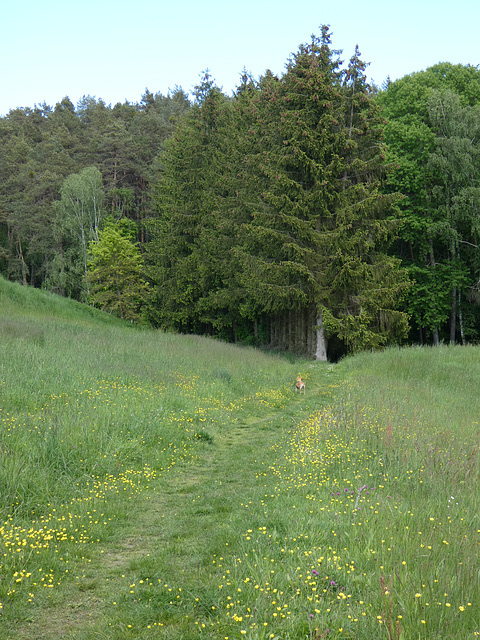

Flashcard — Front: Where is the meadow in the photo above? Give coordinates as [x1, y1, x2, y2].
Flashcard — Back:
[0, 276, 479, 639]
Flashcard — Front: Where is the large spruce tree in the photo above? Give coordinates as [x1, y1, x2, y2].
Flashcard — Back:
[318, 44, 410, 354]
[147, 28, 409, 358]
[227, 29, 408, 357]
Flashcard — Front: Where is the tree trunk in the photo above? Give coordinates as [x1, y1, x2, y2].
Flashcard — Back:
[17, 239, 27, 286]
[281, 315, 287, 351]
[300, 308, 307, 355]
[306, 307, 316, 357]
[58, 242, 65, 296]
[429, 241, 439, 346]
[458, 288, 465, 345]
[315, 314, 328, 361]
[288, 310, 294, 352]
[140, 177, 146, 245]
[111, 159, 118, 215]
[449, 286, 457, 344]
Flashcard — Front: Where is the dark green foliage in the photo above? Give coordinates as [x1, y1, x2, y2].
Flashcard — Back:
[317, 44, 410, 352]
[146, 28, 409, 358]
[145, 74, 229, 331]
[3, 35, 480, 357]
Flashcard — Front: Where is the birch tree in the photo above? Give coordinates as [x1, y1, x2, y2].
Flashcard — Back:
[58, 166, 105, 300]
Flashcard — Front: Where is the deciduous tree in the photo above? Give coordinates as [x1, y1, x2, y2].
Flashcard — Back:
[88, 218, 149, 321]
[378, 64, 480, 343]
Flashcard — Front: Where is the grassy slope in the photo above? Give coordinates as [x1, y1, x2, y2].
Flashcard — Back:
[0, 277, 479, 639]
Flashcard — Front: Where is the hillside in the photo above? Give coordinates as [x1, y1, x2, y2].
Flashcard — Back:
[0, 278, 479, 639]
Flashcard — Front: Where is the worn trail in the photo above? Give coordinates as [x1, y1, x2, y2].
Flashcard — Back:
[9, 377, 332, 639]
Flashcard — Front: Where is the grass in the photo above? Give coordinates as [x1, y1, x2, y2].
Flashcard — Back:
[0, 276, 479, 639]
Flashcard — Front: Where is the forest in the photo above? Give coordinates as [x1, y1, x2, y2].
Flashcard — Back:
[1, 26, 480, 360]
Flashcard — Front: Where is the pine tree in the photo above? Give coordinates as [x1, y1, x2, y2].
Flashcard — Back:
[232, 30, 408, 356]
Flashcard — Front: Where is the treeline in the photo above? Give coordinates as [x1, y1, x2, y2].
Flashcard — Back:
[1, 27, 480, 359]
[0, 89, 190, 296]
[378, 66, 480, 346]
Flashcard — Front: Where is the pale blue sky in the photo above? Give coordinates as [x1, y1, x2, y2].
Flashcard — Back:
[1, 0, 479, 116]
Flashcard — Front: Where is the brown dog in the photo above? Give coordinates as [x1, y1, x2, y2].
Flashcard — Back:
[295, 376, 306, 394]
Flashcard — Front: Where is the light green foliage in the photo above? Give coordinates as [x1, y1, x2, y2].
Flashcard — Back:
[87, 219, 150, 321]
[378, 64, 480, 344]
[48, 165, 106, 301]
[59, 165, 105, 243]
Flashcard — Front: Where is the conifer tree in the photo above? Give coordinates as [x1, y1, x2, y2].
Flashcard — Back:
[230, 28, 343, 355]
[318, 45, 410, 353]
[145, 74, 230, 331]
[232, 30, 408, 356]
[146, 28, 409, 357]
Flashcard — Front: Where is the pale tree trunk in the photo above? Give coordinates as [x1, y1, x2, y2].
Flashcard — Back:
[17, 239, 28, 286]
[315, 314, 328, 361]
[449, 285, 457, 344]
[111, 159, 118, 216]
[449, 235, 458, 344]
[429, 241, 440, 346]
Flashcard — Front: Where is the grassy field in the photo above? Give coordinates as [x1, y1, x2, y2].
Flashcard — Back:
[0, 276, 479, 639]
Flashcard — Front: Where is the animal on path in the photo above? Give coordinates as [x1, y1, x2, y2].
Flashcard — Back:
[295, 376, 306, 394]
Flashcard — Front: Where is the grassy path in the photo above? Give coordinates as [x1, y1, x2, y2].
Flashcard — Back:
[9, 370, 334, 639]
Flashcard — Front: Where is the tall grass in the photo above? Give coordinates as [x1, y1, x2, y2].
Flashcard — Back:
[1, 277, 479, 639]
[0, 277, 307, 631]
[189, 347, 478, 639]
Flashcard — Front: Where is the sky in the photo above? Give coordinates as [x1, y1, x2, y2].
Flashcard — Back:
[1, 0, 479, 116]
